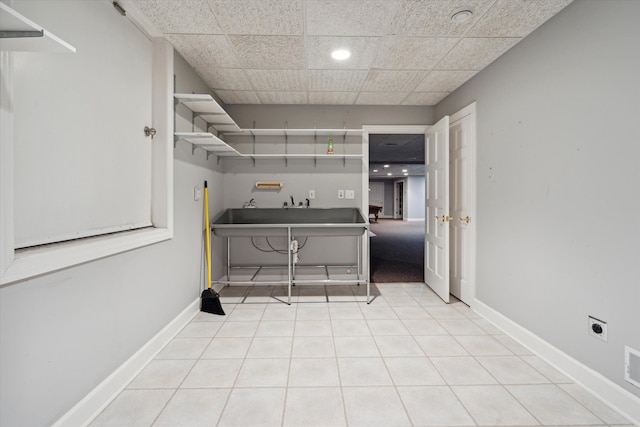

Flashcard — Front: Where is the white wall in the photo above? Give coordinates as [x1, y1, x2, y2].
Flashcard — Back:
[369, 181, 385, 208]
[405, 176, 425, 221]
[369, 180, 396, 218]
[0, 40, 223, 427]
[437, 0, 640, 399]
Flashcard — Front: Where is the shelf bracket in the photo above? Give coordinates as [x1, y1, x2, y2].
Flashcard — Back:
[314, 121, 318, 168]
[252, 120, 256, 168]
[284, 121, 288, 168]
[343, 122, 347, 167]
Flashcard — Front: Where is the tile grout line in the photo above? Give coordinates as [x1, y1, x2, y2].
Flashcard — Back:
[279, 292, 300, 427]
[214, 293, 266, 427]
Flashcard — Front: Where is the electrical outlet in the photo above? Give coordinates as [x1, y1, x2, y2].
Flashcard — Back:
[588, 316, 607, 342]
[338, 190, 345, 199]
[345, 189, 355, 199]
[194, 186, 201, 201]
[309, 189, 315, 199]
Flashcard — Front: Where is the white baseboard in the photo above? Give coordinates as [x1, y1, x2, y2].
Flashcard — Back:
[404, 217, 425, 222]
[52, 299, 200, 427]
[473, 299, 640, 426]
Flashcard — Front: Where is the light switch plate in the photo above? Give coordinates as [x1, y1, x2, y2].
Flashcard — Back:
[345, 190, 355, 199]
[309, 189, 315, 199]
[194, 186, 202, 201]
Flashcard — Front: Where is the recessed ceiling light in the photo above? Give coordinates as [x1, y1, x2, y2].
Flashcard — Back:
[404, 173, 409, 176]
[387, 173, 392, 176]
[372, 169, 378, 172]
[383, 164, 390, 168]
[331, 49, 351, 60]
[402, 169, 408, 173]
[451, 8, 473, 23]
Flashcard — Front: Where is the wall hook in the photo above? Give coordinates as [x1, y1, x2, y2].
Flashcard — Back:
[144, 126, 156, 139]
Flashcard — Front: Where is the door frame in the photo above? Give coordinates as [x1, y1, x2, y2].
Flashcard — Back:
[362, 125, 429, 285]
[394, 179, 406, 219]
[362, 107, 476, 306]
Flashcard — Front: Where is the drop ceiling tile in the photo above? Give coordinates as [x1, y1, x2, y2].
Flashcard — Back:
[196, 68, 253, 90]
[216, 90, 261, 104]
[362, 70, 428, 92]
[257, 92, 308, 104]
[306, 0, 400, 36]
[374, 37, 458, 70]
[468, 0, 573, 38]
[308, 92, 358, 105]
[229, 35, 305, 69]
[167, 34, 239, 68]
[130, 0, 222, 34]
[437, 37, 520, 71]
[414, 70, 477, 92]
[245, 70, 306, 91]
[308, 70, 368, 91]
[391, 0, 493, 37]
[355, 92, 408, 105]
[401, 92, 449, 106]
[306, 36, 381, 70]
[207, 0, 303, 35]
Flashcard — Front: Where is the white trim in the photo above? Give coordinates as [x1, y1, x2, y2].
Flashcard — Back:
[0, 51, 14, 278]
[3, 228, 172, 285]
[52, 299, 201, 427]
[0, 38, 174, 286]
[474, 299, 640, 425]
[404, 218, 425, 222]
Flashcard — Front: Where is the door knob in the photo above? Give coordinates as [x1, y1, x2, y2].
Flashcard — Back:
[436, 215, 453, 222]
[459, 216, 471, 224]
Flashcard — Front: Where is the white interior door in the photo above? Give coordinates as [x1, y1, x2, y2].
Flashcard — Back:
[450, 110, 474, 303]
[425, 116, 450, 303]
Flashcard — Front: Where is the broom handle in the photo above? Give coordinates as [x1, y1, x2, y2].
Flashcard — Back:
[204, 181, 212, 290]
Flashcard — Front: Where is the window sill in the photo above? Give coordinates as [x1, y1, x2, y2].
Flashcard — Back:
[0, 227, 172, 286]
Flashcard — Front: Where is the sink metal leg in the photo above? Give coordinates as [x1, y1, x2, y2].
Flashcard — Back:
[366, 233, 371, 304]
[287, 227, 292, 305]
[226, 237, 230, 284]
[356, 235, 361, 285]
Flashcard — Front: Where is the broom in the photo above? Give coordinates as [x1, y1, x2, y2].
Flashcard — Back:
[201, 181, 225, 315]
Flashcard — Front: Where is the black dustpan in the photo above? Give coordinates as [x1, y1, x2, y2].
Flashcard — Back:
[201, 288, 225, 315]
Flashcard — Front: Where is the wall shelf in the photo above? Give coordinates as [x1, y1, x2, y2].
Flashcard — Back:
[227, 128, 362, 137]
[174, 132, 241, 157]
[174, 93, 241, 133]
[173, 93, 363, 161]
[0, 2, 76, 53]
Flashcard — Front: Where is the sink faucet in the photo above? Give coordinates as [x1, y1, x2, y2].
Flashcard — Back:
[244, 198, 256, 208]
[305, 198, 310, 208]
[290, 195, 295, 206]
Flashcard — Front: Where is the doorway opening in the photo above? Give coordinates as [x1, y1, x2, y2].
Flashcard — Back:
[368, 133, 425, 283]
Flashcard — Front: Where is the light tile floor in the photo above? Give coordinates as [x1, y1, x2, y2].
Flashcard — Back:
[91, 283, 634, 427]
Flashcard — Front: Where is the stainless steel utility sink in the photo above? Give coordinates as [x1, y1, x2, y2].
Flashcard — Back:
[211, 208, 368, 237]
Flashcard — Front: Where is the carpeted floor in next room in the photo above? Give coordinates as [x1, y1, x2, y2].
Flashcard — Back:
[370, 219, 424, 283]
